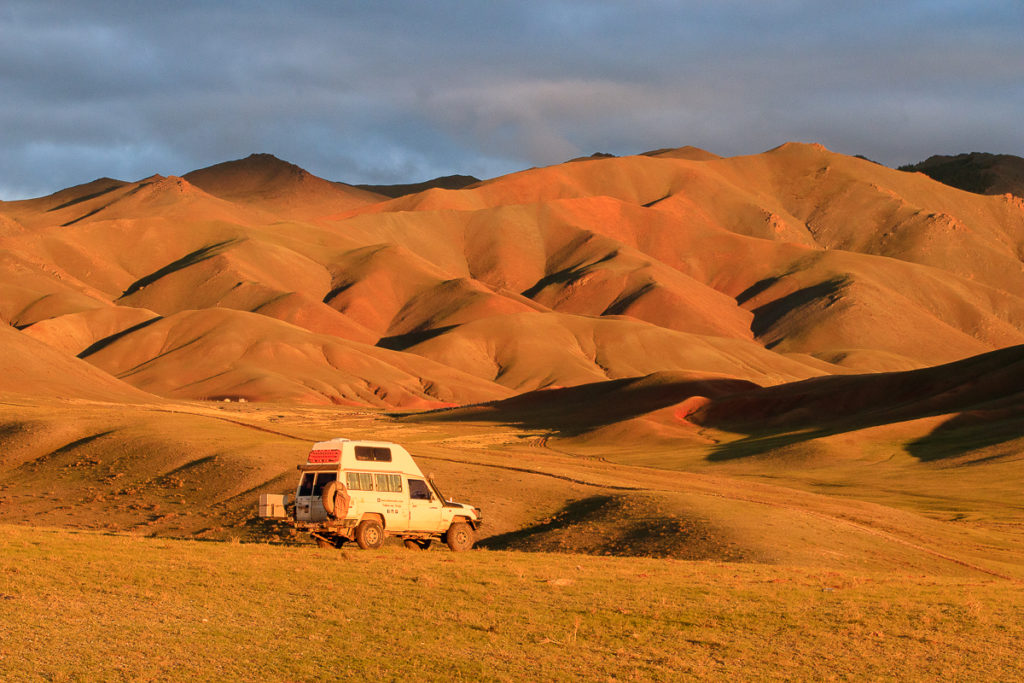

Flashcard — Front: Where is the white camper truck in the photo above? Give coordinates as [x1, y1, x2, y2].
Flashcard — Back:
[258, 438, 482, 551]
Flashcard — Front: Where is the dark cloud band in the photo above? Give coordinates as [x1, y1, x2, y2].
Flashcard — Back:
[2, 0, 1022, 199]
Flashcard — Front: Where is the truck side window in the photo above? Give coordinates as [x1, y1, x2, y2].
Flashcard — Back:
[355, 446, 392, 462]
[408, 479, 431, 500]
[375, 473, 402, 493]
[313, 472, 337, 496]
[298, 473, 316, 497]
[346, 472, 374, 491]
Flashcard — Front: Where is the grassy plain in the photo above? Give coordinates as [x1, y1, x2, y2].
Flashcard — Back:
[2, 525, 1023, 682]
[2, 395, 1024, 576]
[3, 396, 1024, 680]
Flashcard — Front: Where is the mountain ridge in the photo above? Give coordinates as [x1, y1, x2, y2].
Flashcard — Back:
[1, 142, 1022, 418]
[900, 152, 1024, 198]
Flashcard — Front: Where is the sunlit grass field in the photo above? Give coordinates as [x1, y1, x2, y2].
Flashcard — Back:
[2, 525, 1022, 681]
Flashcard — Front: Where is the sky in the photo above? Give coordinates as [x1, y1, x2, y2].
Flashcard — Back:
[1, 0, 1023, 200]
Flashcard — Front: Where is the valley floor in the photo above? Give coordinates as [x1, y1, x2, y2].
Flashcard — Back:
[3, 396, 1024, 679]
[1, 525, 1022, 682]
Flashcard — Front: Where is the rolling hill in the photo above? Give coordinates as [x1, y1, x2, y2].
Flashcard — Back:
[1, 143, 1023, 574]
[3, 143, 1023, 408]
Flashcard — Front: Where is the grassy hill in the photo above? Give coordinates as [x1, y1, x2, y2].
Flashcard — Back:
[2, 396, 1023, 581]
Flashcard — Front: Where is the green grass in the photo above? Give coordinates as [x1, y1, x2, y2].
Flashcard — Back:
[2, 526, 1023, 681]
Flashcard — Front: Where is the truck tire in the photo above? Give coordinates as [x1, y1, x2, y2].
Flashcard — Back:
[445, 521, 474, 552]
[355, 518, 384, 550]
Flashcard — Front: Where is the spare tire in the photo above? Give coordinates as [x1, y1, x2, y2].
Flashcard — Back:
[336, 484, 351, 518]
[322, 480, 338, 517]
[322, 481, 351, 519]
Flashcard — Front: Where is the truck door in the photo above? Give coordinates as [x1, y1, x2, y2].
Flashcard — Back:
[311, 472, 337, 522]
[407, 478, 443, 532]
[295, 471, 315, 522]
[295, 470, 336, 522]
[374, 473, 409, 532]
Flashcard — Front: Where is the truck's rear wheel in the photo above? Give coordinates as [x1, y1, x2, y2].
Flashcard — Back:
[355, 519, 384, 550]
[445, 522, 474, 552]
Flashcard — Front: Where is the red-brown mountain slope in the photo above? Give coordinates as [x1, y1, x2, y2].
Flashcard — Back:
[2, 143, 1023, 407]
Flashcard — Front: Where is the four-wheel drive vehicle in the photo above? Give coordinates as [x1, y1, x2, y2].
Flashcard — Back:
[258, 438, 482, 551]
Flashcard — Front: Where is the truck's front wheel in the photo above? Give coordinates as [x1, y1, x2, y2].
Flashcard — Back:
[355, 519, 384, 550]
[445, 521, 474, 552]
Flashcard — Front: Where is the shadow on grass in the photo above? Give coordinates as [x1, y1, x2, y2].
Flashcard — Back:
[479, 496, 615, 551]
[705, 428, 842, 462]
[479, 494, 744, 560]
[906, 410, 1024, 462]
[13, 430, 119, 471]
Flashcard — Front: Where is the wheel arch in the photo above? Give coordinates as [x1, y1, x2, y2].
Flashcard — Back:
[360, 512, 386, 529]
[452, 514, 477, 530]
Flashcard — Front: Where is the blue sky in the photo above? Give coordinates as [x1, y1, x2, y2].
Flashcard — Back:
[1, 1, 1022, 199]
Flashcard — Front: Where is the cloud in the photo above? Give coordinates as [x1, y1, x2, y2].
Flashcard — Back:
[1, 1, 1022, 199]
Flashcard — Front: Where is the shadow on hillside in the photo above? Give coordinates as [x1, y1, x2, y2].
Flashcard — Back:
[480, 496, 615, 551]
[707, 410, 1024, 463]
[520, 252, 618, 299]
[78, 317, 164, 358]
[400, 376, 757, 438]
[479, 494, 747, 561]
[703, 345, 1024, 462]
[376, 325, 458, 351]
[47, 182, 123, 213]
[705, 428, 840, 462]
[748, 277, 847, 339]
[119, 239, 241, 298]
